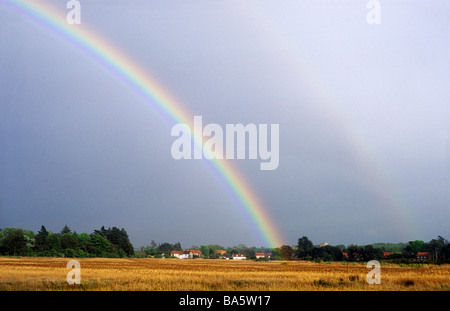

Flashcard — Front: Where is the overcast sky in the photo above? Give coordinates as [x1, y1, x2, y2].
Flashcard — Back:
[1, 0, 449, 248]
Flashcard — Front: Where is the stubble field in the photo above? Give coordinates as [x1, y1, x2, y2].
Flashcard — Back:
[0, 257, 448, 291]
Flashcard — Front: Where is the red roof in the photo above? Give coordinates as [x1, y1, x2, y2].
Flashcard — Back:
[171, 251, 182, 255]
[417, 252, 430, 256]
[255, 252, 266, 256]
[183, 249, 202, 254]
[233, 253, 246, 257]
[217, 250, 226, 254]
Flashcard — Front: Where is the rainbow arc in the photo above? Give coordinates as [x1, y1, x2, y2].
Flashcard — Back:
[5, 0, 286, 248]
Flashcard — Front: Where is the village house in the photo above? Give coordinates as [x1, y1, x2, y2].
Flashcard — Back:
[255, 252, 272, 259]
[232, 253, 246, 260]
[383, 252, 393, 259]
[415, 252, 431, 261]
[169, 249, 203, 259]
[170, 250, 182, 258]
[255, 252, 265, 259]
[341, 252, 364, 261]
[181, 249, 202, 259]
[216, 250, 227, 258]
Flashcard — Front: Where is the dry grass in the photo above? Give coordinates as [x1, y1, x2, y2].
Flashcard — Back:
[0, 257, 448, 291]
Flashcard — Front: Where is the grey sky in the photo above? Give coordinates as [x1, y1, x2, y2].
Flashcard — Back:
[1, 0, 449, 248]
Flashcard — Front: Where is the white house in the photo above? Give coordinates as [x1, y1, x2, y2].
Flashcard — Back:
[255, 252, 265, 259]
[170, 251, 182, 258]
[181, 252, 189, 259]
[170, 249, 203, 259]
[181, 249, 202, 259]
[232, 253, 246, 260]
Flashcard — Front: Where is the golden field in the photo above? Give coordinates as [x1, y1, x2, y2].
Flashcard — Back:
[0, 257, 448, 291]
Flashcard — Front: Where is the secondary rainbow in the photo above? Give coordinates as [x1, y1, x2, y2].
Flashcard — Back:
[4, 0, 285, 247]
[229, 1, 419, 240]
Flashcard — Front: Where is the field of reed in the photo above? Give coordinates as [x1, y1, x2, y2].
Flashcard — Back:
[0, 257, 448, 291]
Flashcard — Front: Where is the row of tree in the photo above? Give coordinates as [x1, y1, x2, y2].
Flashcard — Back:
[401, 238, 450, 260]
[290, 236, 450, 262]
[136, 242, 273, 259]
[136, 236, 449, 262]
[0, 226, 134, 258]
[1, 226, 448, 262]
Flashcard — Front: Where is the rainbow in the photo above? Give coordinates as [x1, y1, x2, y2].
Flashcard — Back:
[4, 0, 286, 247]
[229, 1, 419, 241]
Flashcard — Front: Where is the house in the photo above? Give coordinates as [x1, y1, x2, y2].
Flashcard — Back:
[255, 252, 271, 259]
[170, 251, 182, 258]
[342, 252, 363, 261]
[255, 252, 266, 259]
[190, 250, 202, 257]
[216, 250, 227, 258]
[416, 252, 431, 261]
[232, 253, 246, 260]
[383, 252, 393, 259]
[180, 251, 189, 259]
[319, 242, 329, 247]
[181, 249, 203, 259]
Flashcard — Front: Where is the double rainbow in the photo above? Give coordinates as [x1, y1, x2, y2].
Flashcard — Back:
[4, 0, 285, 247]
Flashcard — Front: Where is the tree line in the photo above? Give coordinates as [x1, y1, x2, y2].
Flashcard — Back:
[0, 226, 134, 258]
[137, 236, 450, 263]
[289, 235, 450, 263]
[1, 226, 448, 263]
[136, 241, 273, 259]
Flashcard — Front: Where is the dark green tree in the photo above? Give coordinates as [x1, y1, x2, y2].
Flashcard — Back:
[60, 233, 79, 250]
[119, 228, 134, 256]
[33, 225, 50, 253]
[296, 236, 313, 259]
[361, 245, 384, 261]
[437, 236, 450, 260]
[93, 226, 134, 257]
[346, 244, 362, 261]
[60, 225, 72, 235]
[0, 228, 30, 256]
[424, 237, 448, 261]
[93, 226, 108, 238]
[157, 242, 173, 255]
[279, 245, 294, 260]
[46, 232, 62, 253]
[173, 242, 182, 251]
[200, 245, 209, 258]
[403, 240, 425, 256]
[77, 233, 93, 254]
[90, 234, 111, 256]
[312, 245, 344, 261]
